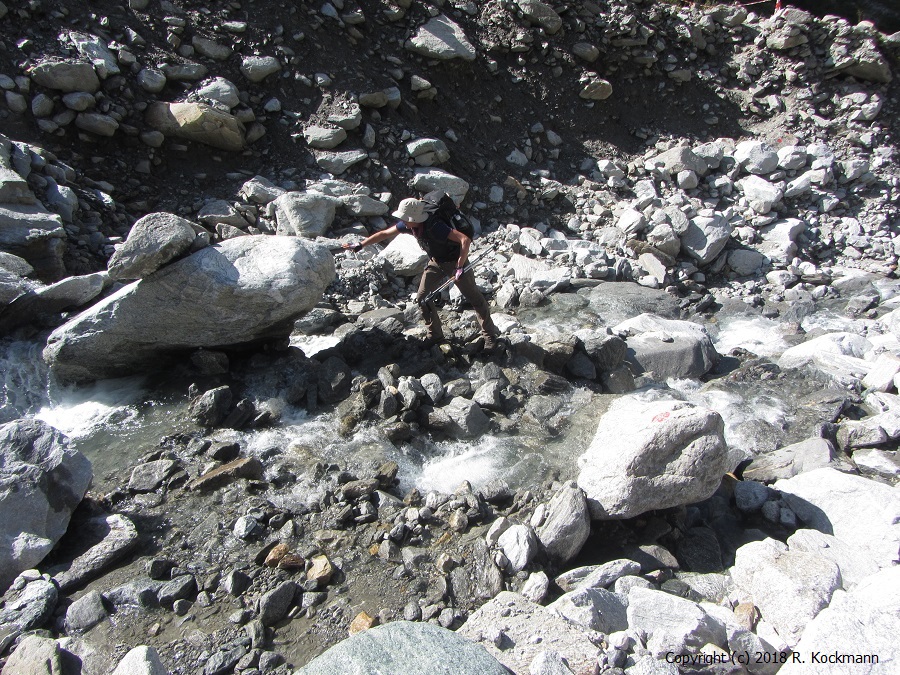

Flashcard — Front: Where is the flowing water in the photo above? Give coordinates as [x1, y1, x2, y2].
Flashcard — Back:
[1, 279, 884, 498]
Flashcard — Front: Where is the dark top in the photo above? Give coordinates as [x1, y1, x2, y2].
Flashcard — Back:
[397, 217, 459, 263]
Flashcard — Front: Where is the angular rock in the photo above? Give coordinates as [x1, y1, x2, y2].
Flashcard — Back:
[376, 234, 428, 276]
[731, 538, 840, 645]
[51, 514, 140, 592]
[108, 212, 197, 281]
[682, 213, 732, 265]
[577, 396, 727, 519]
[498, 524, 539, 573]
[614, 314, 718, 379]
[44, 236, 334, 382]
[111, 646, 169, 675]
[743, 437, 834, 482]
[146, 102, 246, 152]
[410, 168, 469, 203]
[536, 483, 590, 565]
[406, 16, 476, 61]
[240, 55, 281, 82]
[65, 589, 108, 633]
[549, 587, 627, 633]
[645, 146, 709, 177]
[303, 125, 347, 150]
[296, 621, 509, 675]
[0, 578, 58, 630]
[444, 397, 490, 439]
[626, 587, 727, 658]
[259, 580, 297, 626]
[195, 77, 240, 109]
[0, 203, 66, 280]
[779, 567, 900, 675]
[734, 141, 779, 175]
[458, 592, 602, 674]
[273, 192, 340, 238]
[775, 468, 900, 569]
[315, 149, 368, 175]
[514, 0, 562, 34]
[29, 59, 100, 93]
[0, 419, 91, 592]
[787, 529, 880, 589]
[3, 635, 64, 675]
[757, 218, 805, 264]
[737, 175, 783, 214]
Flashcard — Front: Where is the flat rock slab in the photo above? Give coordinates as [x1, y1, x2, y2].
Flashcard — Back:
[774, 467, 900, 569]
[49, 514, 139, 592]
[406, 15, 476, 61]
[731, 538, 841, 646]
[295, 620, 509, 675]
[457, 591, 602, 674]
[187, 456, 263, 491]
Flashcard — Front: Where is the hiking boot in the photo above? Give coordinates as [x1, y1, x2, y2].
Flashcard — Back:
[482, 334, 497, 351]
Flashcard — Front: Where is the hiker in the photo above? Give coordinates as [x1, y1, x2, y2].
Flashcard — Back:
[342, 197, 500, 350]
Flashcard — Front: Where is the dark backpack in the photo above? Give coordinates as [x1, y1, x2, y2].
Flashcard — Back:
[422, 190, 475, 239]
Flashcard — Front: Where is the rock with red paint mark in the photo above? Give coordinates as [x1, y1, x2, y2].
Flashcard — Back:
[577, 396, 727, 520]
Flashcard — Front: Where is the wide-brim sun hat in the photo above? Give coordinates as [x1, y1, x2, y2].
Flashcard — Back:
[391, 198, 429, 223]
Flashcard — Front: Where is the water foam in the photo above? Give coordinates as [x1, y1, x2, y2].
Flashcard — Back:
[712, 316, 789, 357]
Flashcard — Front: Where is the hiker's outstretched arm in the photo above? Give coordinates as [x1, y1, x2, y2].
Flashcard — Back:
[342, 225, 400, 251]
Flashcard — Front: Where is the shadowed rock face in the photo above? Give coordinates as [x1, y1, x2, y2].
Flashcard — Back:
[788, 0, 900, 32]
[43, 235, 335, 382]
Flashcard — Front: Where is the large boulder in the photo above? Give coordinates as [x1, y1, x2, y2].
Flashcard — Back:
[681, 213, 732, 265]
[780, 567, 900, 675]
[272, 192, 340, 238]
[614, 314, 718, 379]
[731, 538, 841, 646]
[774, 468, 900, 569]
[406, 16, 476, 61]
[0, 419, 92, 592]
[0, 203, 66, 280]
[145, 101, 246, 152]
[375, 234, 428, 276]
[295, 621, 508, 675]
[577, 397, 727, 519]
[107, 212, 198, 281]
[536, 483, 591, 565]
[29, 59, 100, 93]
[43, 236, 335, 382]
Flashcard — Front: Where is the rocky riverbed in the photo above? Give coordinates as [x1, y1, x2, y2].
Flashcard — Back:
[2, 0, 900, 674]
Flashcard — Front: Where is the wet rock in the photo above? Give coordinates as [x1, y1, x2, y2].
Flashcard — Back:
[536, 483, 590, 565]
[578, 396, 727, 519]
[444, 397, 490, 438]
[296, 621, 509, 674]
[259, 580, 297, 626]
[204, 647, 246, 675]
[51, 514, 140, 592]
[614, 314, 718, 379]
[731, 538, 840, 645]
[190, 386, 232, 428]
[146, 102, 246, 152]
[158, 574, 197, 606]
[775, 468, 900, 569]
[45, 236, 334, 382]
[128, 459, 179, 492]
[406, 16, 476, 61]
[188, 457, 264, 491]
[0, 419, 92, 591]
[458, 592, 602, 674]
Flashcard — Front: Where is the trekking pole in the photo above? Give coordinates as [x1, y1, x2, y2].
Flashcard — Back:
[418, 241, 498, 306]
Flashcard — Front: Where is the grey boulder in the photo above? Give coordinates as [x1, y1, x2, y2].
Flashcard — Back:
[295, 620, 508, 675]
[107, 212, 198, 280]
[44, 236, 335, 382]
[111, 646, 169, 675]
[614, 313, 718, 379]
[0, 419, 92, 592]
[375, 234, 428, 276]
[406, 16, 476, 61]
[145, 101, 246, 152]
[29, 59, 100, 93]
[536, 483, 591, 565]
[731, 538, 841, 646]
[577, 396, 727, 519]
[273, 192, 340, 238]
[774, 467, 900, 569]
[626, 587, 727, 658]
[0, 203, 66, 280]
[681, 213, 732, 265]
